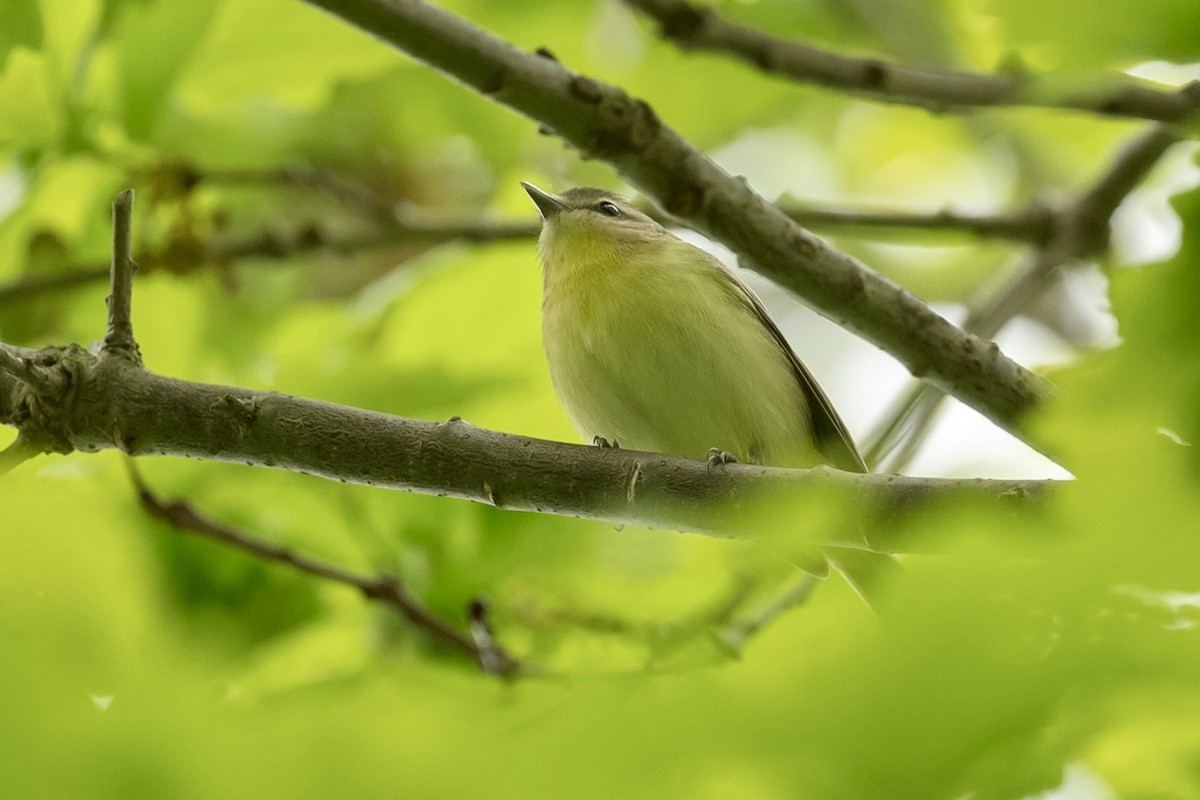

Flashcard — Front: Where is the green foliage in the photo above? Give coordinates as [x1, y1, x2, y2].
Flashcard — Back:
[2, 0, 1199, 798]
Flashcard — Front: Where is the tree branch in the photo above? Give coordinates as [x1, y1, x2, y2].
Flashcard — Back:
[0, 212, 540, 310]
[125, 461, 520, 677]
[0, 340, 1051, 551]
[623, 0, 1200, 124]
[299, 0, 1047, 440]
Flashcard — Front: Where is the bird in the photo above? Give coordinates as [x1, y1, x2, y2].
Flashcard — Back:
[522, 182, 866, 475]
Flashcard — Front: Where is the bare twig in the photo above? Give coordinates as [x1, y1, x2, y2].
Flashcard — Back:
[0, 213, 539, 310]
[0, 268, 110, 307]
[716, 573, 819, 653]
[102, 190, 140, 362]
[623, 0, 1200, 124]
[777, 199, 1057, 245]
[198, 165, 399, 221]
[867, 125, 1181, 470]
[125, 460, 520, 677]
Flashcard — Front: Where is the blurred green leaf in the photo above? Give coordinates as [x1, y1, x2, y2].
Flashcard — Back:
[113, 0, 222, 139]
[969, 0, 1200, 69]
[0, 48, 60, 151]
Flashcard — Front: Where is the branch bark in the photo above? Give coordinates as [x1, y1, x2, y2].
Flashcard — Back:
[623, 0, 1200, 123]
[299, 0, 1048, 440]
[0, 341, 1051, 551]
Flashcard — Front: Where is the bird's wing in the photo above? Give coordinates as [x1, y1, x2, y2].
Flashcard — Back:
[721, 267, 869, 474]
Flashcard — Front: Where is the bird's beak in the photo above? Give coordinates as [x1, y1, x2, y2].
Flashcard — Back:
[522, 182, 567, 220]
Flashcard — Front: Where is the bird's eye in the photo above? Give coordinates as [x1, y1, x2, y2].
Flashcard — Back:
[596, 201, 621, 218]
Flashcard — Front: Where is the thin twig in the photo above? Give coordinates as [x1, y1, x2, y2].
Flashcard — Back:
[102, 190, 140, 362]
[717, 573, 819, 653]
[623, 0, 1200, 124]
[0, 268, 110, 307]
[124, 460, 520, 678]
[777, 199, 1057, 245]
[199, 165, 399, 221]
[867, 124, 1181, 470]
[0, 214, 539, 310]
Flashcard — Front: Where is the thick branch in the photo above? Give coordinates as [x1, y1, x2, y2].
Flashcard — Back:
[624, 0, 1200, 124]
[300, 0, 1047, 439]
[0, 343, 1052, 552]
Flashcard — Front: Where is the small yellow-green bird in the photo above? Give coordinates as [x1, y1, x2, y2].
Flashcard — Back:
[523, 182, 866, 474]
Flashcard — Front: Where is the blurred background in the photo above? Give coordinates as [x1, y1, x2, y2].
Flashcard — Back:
[1, 0, 1199, 797]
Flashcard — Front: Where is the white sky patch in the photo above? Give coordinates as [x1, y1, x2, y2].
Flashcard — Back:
[712, 129, 842, 203]
[1111, 140, 1200, 266]
[1021, 763, 1116, 800]
[1127, 61, 1200, 84]
[1115, 584, 1200, 630]
[0, 163, 26, 221]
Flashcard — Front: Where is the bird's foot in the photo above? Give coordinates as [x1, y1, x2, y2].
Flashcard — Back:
[593, 436, 619, 449]
[706, 448, 738, 470]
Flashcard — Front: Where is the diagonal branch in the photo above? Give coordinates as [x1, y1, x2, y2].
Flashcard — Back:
[126, 461, 520, 677]
[300, 0, 1047, 441]
[623, 0, 1200, 124]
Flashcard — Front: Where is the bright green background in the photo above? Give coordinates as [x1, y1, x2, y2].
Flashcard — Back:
[1, 0, 1199, 798]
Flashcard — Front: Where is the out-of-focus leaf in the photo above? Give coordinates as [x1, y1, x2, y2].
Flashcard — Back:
[0, 0, 42, 65]
[0, 48, 60, 151]
[971, 0, 1200, 69]
[113, 0, 222, 139]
